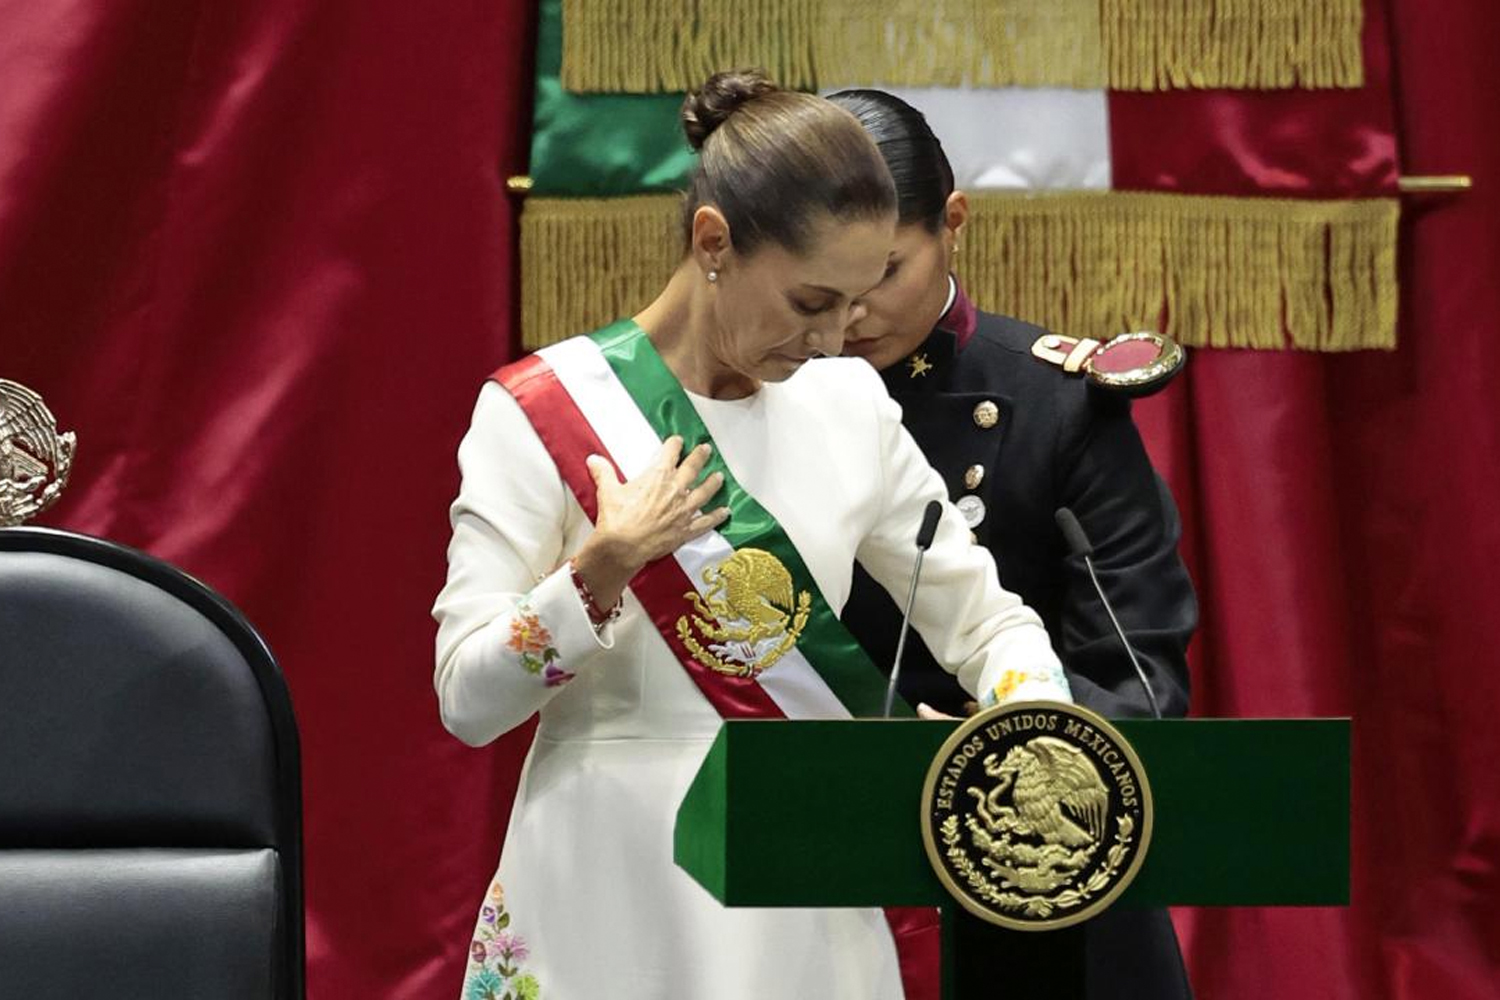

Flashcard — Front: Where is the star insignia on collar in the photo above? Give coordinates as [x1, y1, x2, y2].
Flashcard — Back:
[906, 353, 934, 378]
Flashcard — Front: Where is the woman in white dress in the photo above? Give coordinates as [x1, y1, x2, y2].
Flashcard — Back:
[434, 69, 1073, 1000]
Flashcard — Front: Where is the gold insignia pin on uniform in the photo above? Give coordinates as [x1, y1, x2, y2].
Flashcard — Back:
[921, 701, 1154, 931]
[907, 353, 933, 378]
[964, 465, 985, 490]
[0, 379, 77, 527]
[972, 400, 999, 429]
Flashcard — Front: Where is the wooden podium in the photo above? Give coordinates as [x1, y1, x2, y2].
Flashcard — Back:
[675, 717, 1348, 999]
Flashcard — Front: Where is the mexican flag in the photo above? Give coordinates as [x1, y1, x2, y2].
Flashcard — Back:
[518, 0, 1399, 353]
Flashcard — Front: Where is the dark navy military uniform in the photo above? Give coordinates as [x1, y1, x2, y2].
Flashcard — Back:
[844, 281, 1198, 999]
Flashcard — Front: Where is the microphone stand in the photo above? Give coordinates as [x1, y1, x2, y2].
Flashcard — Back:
[883, 499, 942, 718]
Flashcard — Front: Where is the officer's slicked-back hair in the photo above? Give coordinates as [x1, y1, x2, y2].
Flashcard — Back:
[827, 89, 955, 233]
[681, 70, 896, 256]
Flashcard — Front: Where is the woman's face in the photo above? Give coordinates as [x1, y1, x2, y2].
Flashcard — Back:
[706, 213, 895, 383]
[841, 220, 953, 372]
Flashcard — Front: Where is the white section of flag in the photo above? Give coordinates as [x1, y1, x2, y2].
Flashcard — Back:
[823, 86, 1111, 191]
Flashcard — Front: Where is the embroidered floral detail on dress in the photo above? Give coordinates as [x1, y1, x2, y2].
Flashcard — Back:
[507, 598, 574, 687]
[987, 669, 1027, 705]
[465, 878, 543, 1000]
[982, 663, 1074, 707]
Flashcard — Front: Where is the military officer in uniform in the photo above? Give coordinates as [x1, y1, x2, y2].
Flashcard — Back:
[830, 89, 1199, 999]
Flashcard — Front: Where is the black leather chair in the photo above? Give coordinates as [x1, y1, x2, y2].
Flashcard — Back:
[0, 527, 304, 1000]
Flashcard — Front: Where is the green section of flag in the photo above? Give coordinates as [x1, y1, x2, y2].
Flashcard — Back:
[591, 320, 911, 718]
[529, 0, 691, 197]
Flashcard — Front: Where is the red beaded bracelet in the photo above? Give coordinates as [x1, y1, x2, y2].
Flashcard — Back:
[569, 558, 621, 629]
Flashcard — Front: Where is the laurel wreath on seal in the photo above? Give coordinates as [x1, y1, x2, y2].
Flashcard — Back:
[940, 812, 1136, 919]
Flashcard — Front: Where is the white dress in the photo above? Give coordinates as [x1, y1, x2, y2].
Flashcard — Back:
[434, 349, 1068, 1000]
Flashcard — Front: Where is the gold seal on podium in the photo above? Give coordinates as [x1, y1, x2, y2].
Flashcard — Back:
[0, 379, 76, 527]
[920, 701, 1153, 931]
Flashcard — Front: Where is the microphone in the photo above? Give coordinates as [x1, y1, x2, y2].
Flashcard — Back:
[884, 500, 942, 718]
[1053, 508, 1162, 720]
[916, 499, 942, 549]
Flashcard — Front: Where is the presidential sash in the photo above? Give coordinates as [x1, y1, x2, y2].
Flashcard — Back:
[495, 319, 912, 722]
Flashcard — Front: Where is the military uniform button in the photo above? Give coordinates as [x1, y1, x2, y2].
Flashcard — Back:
[956, 494, 986, 528]
[973, 400, 1000, 429]
[964, 464, 985, 490]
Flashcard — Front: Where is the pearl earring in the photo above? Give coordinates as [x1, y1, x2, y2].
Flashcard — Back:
[707, 269, 719, 283]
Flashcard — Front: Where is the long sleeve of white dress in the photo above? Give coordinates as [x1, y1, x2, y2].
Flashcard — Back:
[432, 384, 616, 747]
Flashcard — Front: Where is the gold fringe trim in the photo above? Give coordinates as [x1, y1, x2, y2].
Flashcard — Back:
[561, 0, 1362, 93]
[520, 196, 682, 350]
[561, 0, 819, 95]
[520, 192, 1398, 353]
[1103, 0, 1365, 90]
[959, 192, 1396, 351]
[809, 1, 1104, 89]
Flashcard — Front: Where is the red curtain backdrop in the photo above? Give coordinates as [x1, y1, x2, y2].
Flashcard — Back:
[1, 1, 535, 996]
[1125, 1, 1500, 996]
[1, 2, 1495, 999]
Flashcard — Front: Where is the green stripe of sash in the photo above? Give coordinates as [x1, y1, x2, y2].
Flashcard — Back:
[591, 320, 911, 718]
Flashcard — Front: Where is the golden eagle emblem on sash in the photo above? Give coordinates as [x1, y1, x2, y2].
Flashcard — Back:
[675, 548, 811, 678]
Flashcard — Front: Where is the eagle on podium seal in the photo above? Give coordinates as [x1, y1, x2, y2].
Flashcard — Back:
[921, 701, 1153, 931]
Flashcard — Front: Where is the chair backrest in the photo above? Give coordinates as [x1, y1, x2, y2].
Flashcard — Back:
[0, 526, 303, 1000]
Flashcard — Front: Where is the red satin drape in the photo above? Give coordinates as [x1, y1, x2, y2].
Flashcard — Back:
[1, 1, 534, 997]
[1122, 2, 1500, 997]
[2, 2, 1497, 999]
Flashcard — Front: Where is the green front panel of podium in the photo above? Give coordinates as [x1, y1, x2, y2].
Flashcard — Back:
[675, 718, 1348, 909]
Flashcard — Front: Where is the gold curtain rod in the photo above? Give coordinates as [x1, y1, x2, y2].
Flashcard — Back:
[506, 175, 1472, 195]
[1396, 175, 1473, 192]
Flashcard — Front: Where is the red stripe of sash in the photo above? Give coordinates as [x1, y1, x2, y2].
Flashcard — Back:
[496, 354, 783, 720]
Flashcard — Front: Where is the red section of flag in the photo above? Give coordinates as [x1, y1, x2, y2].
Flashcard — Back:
[1108, 0, 1399, 197]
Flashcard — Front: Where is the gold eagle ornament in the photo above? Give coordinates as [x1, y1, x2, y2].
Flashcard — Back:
[676, 548, 811, 677]
[0, 379, 76, 527]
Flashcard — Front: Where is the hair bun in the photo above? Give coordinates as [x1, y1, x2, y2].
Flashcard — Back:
[681, 68, 779, 151]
